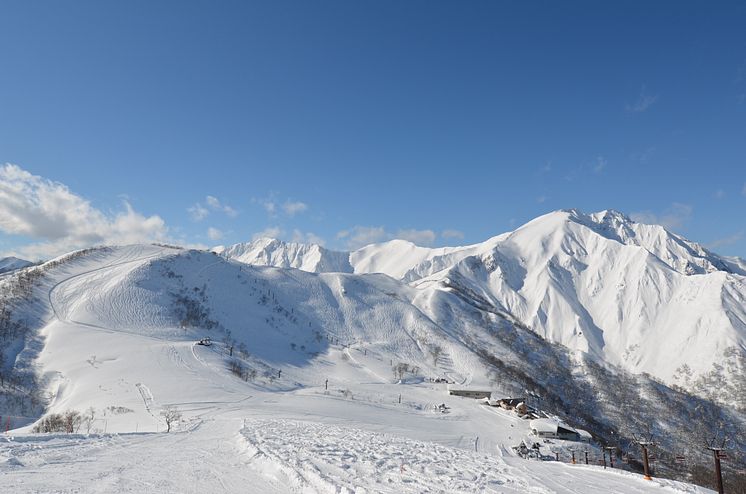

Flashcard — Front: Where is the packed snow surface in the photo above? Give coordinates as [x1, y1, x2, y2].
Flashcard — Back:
[0, 243, 718, 493]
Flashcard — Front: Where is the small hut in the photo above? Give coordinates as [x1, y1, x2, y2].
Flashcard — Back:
[529, 418, 580, 441]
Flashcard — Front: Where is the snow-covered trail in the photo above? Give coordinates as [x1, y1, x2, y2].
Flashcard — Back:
[1, 418, 283, 494]
[1, 409, 713, 494]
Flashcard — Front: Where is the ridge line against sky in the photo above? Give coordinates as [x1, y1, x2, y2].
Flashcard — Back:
[1, 1, 745, 258]
[0, 162, 742, 261]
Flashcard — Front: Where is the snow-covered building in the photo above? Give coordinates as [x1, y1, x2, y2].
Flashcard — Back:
[576, 429, 593, 443]
[448, 389, 491, 399]
[529, 419, 580, 441]
[497, 398, 526, 410]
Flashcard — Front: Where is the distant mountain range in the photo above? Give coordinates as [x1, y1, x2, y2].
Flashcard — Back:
[217, 209, 746, 404]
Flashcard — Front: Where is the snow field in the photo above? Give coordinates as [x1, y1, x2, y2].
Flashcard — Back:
[0, 242, 726, 493]
[240, 419, 524, 493]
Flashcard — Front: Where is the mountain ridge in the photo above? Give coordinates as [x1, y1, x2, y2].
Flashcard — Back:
[217, 209, 746, 403]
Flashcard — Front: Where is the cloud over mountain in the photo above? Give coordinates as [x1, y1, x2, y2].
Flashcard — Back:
[0, 164, 170, 259]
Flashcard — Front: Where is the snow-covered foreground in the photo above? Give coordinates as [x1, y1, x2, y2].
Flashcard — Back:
[1, 404, 712, 493]
[0, 415, 712, 494]
[1, 324, 711, 493]
[0, 244, 722, 492]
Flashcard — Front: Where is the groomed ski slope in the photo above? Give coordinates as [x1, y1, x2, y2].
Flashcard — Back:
[0, 245, 713, 493]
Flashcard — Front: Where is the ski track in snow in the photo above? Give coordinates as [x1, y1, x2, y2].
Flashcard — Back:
[240, 419, 528, 494]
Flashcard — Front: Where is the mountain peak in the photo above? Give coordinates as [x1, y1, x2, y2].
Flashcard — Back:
[217, 238, 352, 273]
[0, 256, 33, 274]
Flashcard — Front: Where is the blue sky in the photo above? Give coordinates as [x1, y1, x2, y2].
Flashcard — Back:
[1, 1, 745, 259]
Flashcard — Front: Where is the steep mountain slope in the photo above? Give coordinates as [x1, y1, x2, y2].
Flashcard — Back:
[409, 210, 746, 401]
[219, 209, 746, 405]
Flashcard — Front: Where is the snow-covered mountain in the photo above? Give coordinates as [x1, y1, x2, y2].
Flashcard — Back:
[219, 209, 746, 404]
[0, 256, 32, 274]
[1, 211, 744, 492]
[214, 237, 353, 273]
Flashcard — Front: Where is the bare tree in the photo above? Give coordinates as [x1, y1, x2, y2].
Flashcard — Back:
[64, 410, 82, 433]
[393, 362, 419, 381]
[83, 407, 96, 434]
[161, 405, 182, 433]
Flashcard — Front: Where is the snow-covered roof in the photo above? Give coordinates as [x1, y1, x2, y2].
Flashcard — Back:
[530, 418, 578, 435]
[530, 419, 560, 434]
[576, 429, 593, 439]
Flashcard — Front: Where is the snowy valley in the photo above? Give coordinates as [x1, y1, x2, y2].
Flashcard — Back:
[0, 210, 744, 493]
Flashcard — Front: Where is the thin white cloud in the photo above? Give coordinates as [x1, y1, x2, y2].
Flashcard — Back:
[536, 195, 548, 204]
[396, 228, 436, 246]
[626, 85, 658, 113]
[252, 226, 283, 241]
[593, 156, 607, 174]
[207, 227, 223, 241]
[742, 183, 746, 196]
[0, 164, 170, 259]
[282, 200, 308, 217]
[441, 229, 465, 240]
[338, 226, 387, 249]
[714, 189, 726, 200]
[254, 194, 308, 218]
[537, 161, 552, 174]
[291, 229, 325, 246]
[630, 203, 693, 231]
[705, 231, 744, 250]
[337, 226, 436, 249]
[188, 203, 209, 221]
[189, 195, 237, 221]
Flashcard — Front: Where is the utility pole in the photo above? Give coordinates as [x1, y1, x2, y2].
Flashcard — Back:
[706, 435, 728, 494]
[639, 442, 653, 480]
[584, 450, 589, 465]
[632, 431, 656, 481]
[605, 446, 616, 468]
